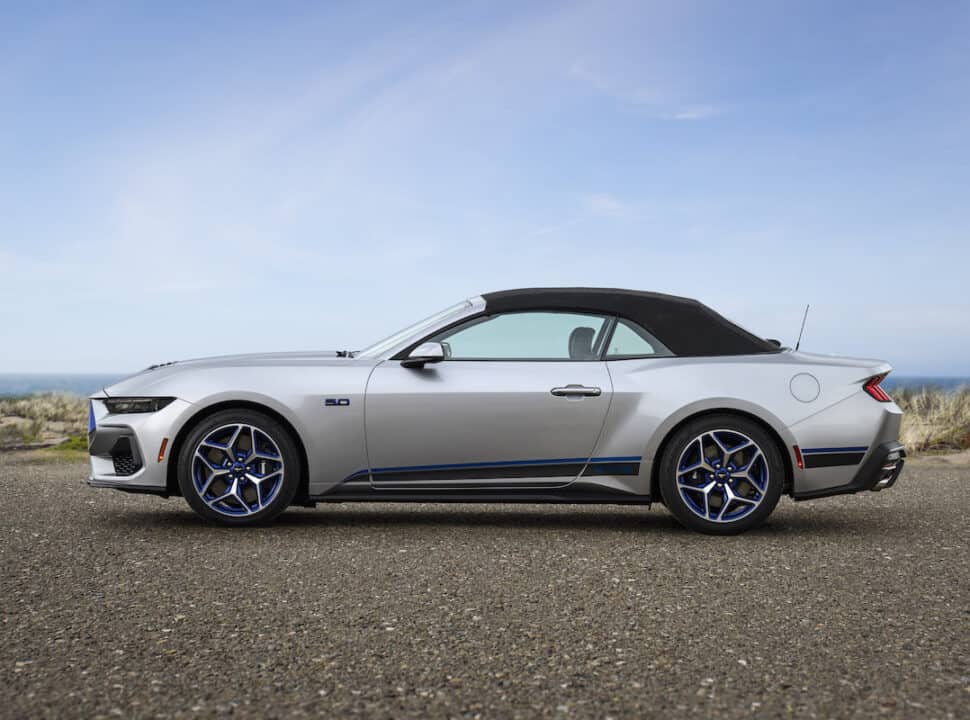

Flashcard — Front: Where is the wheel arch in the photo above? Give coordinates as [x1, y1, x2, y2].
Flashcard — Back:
[648, 405, 796, 501]
[166, 400, 311, 504]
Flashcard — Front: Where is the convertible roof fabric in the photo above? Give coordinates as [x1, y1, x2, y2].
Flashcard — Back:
[481, 287, 776, 356]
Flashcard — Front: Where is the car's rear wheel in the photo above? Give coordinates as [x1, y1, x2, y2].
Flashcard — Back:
[177, 409, 300, 525]
[658, 414, 784, 535]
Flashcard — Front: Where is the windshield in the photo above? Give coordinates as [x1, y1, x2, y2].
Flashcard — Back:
[357, 301, 472, 358]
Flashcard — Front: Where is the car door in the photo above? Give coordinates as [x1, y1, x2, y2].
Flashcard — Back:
[364, 311, 615, 490]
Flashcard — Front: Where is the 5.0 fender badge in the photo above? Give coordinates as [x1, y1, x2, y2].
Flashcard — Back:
[324, 398, 350, 407]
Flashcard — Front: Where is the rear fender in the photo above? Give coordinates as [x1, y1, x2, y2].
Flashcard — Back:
[643, 397, 800, 474]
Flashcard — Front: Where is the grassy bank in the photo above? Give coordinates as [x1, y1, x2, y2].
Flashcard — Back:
[1, 387, 968, 454]
[0, 393, 87, 447]
[895, 386, 970, 453]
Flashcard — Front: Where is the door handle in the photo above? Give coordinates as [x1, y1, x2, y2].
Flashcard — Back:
[550, 384, 602, 398]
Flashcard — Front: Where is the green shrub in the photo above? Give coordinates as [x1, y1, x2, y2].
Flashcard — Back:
[56, 434, 89, 452]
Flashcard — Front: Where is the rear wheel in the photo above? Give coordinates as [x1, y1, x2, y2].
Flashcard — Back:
[177, 409, 300, 525]
[658, 414, 784, 535]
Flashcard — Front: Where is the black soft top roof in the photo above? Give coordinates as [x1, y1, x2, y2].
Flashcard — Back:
[481, 287, 776, 356]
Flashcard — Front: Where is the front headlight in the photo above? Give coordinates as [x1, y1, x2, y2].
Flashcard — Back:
[103, 397, 176, 414]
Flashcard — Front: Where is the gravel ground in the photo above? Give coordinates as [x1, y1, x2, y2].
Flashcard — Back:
[2, 453, 968, 719]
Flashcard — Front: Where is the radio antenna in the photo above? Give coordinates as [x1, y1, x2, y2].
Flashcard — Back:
[795, 304, 810, 351]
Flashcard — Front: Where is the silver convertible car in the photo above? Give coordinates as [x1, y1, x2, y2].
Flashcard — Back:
[87, 288, 905, 534]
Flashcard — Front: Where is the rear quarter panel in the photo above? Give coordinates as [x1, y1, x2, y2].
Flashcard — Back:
[596, 352, 897, 496]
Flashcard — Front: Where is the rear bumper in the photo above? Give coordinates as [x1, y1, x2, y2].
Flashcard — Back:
[793, 442, 906, 501]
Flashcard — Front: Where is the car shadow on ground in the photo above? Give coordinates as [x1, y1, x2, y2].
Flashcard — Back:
[97, 502, 904, 537]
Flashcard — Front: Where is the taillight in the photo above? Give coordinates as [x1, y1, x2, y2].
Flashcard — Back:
[864, 374, 892, 402]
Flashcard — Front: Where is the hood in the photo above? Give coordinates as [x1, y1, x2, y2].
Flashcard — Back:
[100, 350, 376, 397]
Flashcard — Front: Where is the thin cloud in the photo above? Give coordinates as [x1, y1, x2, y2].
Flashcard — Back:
[669, 104, 724, 120]
[581, 192, 629, 218]
[569, 58, 726, 120]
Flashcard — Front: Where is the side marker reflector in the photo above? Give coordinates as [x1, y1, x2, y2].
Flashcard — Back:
[157, 438, 169, 463]
[793, 446, 804, 470]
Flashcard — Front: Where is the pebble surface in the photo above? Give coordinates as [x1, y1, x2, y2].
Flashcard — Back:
[2, 453, 968, 718]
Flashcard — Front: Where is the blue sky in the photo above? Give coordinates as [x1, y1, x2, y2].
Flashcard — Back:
[1, 0, 968, 374]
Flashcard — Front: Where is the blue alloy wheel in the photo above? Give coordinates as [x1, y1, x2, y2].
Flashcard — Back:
[191, 423, 286, 517]
[675, 429, 769, 523]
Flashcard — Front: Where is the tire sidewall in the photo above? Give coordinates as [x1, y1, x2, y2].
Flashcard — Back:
[658, 414, 784, 535]
[177, 409, 300, 525]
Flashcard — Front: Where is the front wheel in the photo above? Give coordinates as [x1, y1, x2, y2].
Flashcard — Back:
[177, 409, 301, 525]
[658, 415, 784, 535]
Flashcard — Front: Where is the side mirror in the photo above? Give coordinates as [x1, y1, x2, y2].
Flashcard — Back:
[401, 341, 445, 369]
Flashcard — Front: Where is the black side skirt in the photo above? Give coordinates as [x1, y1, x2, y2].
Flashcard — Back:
[312, 488, 652, 505]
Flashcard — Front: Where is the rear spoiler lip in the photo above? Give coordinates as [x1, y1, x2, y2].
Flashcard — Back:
[856, 363, 893, 385]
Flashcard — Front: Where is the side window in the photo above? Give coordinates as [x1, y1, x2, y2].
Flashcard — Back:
[605, 318, 672, 359]
[433, 311, 610, 361]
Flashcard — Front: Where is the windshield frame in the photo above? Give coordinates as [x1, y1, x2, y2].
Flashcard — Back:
[356, 298, 483, 359]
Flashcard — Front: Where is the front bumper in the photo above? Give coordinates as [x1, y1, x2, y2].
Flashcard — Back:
[793, 441, 906, 500]
[86, 397, 193, 495]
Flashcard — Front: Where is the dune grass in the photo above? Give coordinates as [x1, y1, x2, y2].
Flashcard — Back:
[0, 393, 88, 447]
[895, 386, 970, 453]
[0, 393, 88, 424]
[1, 387, 969, 454]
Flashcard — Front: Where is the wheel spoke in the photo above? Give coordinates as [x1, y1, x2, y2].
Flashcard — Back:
[705, 432, 730, 465]
[743, 451, 765, 490]
[678, 437, 701, 470]
[196, 451, 225, 472]
[210, 478, 238, 503]
[739, 449, 763, 473]
[702, 483, 713, 519]
[680, 458, 714, 474]
[710, 432, 753, 465]
[232, 484, 251, 514]
[716, 486, 731, 520]
[199, 469, 229, 496]
[225, 425, 244, 457]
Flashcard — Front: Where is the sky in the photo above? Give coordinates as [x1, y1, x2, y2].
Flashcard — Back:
[1, 0, 968, 375]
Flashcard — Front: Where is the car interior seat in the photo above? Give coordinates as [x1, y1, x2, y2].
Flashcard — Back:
[568, 326, 597, 360]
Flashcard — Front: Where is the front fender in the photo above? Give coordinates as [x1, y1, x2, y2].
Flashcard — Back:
[127, 364, 374, 496]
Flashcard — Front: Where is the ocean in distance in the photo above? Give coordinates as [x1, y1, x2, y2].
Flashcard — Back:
[0, 372, 966, 397]
[0, 374, 129, 397]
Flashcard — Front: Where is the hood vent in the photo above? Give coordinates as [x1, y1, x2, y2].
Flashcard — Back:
[145, 361, 178, 372]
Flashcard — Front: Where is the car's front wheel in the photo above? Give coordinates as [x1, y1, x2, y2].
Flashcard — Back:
[658, 414, 784, 535]
[177, 409, 301, 525]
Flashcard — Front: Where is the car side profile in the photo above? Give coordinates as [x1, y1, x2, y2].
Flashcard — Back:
[87, 288, 905, 534]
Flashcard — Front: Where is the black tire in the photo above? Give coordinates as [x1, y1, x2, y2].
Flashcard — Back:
[177, 409, 301, 526]
[658, 414, 784, 535]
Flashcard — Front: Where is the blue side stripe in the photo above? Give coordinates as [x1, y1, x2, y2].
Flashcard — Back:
[802, 446, 868, 455]
[344, 455, 643, 480]
[373, 457, 586, 473]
